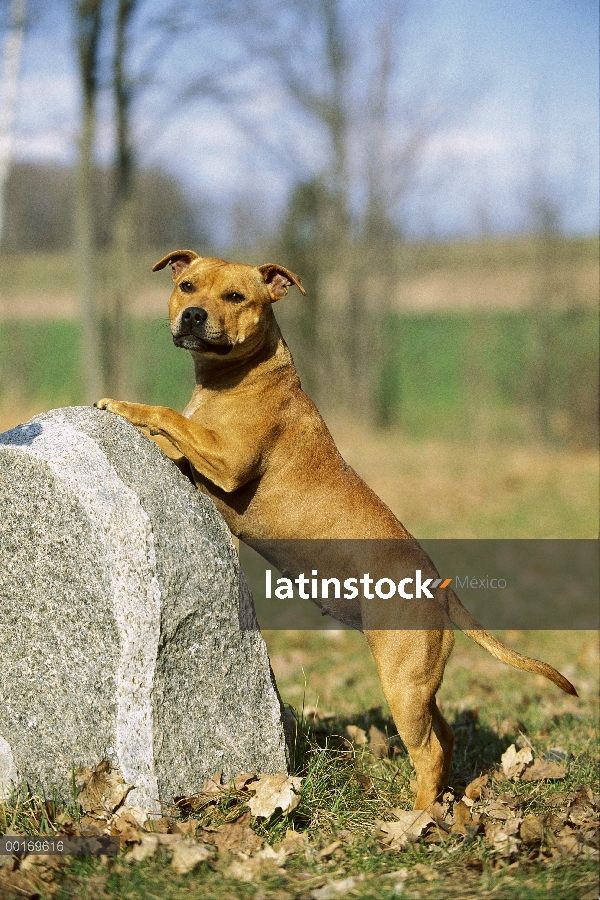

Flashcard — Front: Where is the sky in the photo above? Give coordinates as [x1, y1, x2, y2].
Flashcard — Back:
[3, 0, 599, 242]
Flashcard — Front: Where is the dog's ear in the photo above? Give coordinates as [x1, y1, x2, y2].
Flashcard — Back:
[152, 250, 200, 280]
[258, 264, 306, 301]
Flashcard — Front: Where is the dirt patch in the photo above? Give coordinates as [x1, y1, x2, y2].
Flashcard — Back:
[0, 288, 168, 319]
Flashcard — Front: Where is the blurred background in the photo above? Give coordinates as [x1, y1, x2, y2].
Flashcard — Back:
[0, 0, 597, 539]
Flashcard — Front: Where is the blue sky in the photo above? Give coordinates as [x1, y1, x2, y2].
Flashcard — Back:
[5, 0, 599, 240]
[398, 0, 599, 235]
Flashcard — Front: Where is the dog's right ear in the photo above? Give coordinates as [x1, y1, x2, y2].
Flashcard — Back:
[152, 250, 200, 280]
[258, 264, 306, 300]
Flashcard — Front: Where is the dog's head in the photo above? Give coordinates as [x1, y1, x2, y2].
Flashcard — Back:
[152, 250, 305, 359]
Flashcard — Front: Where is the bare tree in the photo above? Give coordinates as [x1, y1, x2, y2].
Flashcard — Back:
[0, 0, 26, 250]
[74, 0, 139, 401]
[74, 0, 104, 403]
[189, 0, 478, 423]
[215, 0, 465, 421]
[105, 0, 137, 398]
[68, 0, 479, 420]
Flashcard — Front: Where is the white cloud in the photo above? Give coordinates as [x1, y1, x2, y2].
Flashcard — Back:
[13, 71, 78, 162]
[424, 126, 518, 162]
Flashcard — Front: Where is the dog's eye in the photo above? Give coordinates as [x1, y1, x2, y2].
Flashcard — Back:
[179, 281, 194, 293]
[225, 291, 245, 303]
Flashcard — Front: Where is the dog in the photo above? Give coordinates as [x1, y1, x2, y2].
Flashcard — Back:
[95, 250, 577, 810]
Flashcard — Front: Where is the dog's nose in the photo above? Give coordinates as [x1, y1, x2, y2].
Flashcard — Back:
[181, 307, 208, 326]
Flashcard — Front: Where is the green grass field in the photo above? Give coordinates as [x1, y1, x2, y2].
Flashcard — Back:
[0, 306, 597, 446]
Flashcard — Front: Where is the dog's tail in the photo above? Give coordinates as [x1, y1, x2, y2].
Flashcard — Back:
[446, 589, 578, 696]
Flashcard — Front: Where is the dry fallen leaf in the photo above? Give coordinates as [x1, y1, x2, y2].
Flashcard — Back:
[377, 811, 434, 848]
[247, 773, 303, 818]
[174, 771, 233, 814]
[501, 744, 533, 780]
[19, 854, 63, 875]
[345, 725, 368, 746]
[147, 816, 171, 833]
[483, 800, 516, 820]
[126, 834, 160, 864]
[226, 845, 287, 881]
[317, 840, 342, 860]
[212, 821, 264, 854]
[568, 801, 597, 826]
[310, 874, 365, 899]
[428, 801, 449, 828]
[554, 830, 597, 860]
[368, 725, 388, 758]
[485, 817, 522, 860]
[200, 769, 224, 794]
[520, 814, 544, 844]
[575, 785, 595, 804]
[521, 759, 566, 782]
[171, 840, 215, 874]
[115, 805, 148, 828]
[232, 772, 257, 790]
[465, 774, 489, 801]
[171, 819, 201, 837]
[354, 772, 374, 793]
[422, 829, 447, 844]
[450, 800, 473, 835]
[79, 817, 108, 837]
[11, 854, 65, 900]
[154, 833, 184, 848]
[75, 760, 133, 816]
[277, 829, 309, 857]
[110, 811, 143, 848]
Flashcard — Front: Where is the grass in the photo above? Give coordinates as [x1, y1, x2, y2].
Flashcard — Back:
[326, 418, 598, 539]
[378, 307, 598, 445]
[0, 306, 597, 448]
[0, 235, 598, 448]
[51, 855, 597, 900]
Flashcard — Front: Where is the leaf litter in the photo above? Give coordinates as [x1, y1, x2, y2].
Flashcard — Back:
[0, 726, 597, 896]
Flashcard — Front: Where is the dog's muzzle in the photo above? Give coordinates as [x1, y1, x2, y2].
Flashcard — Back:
[173, 306, 233, 355]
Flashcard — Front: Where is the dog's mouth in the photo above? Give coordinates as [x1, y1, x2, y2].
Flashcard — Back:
[173, 333, 234, 355]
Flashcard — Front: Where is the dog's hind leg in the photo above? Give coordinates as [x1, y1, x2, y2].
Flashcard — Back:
[365, 628, 455, 810]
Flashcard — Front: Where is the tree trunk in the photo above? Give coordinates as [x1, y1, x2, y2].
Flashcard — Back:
[106, 0, 137, 399]
[0, 0, 26, 250]
[75, 0, 104, 403]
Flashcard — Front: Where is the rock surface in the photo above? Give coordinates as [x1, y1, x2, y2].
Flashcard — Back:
[0, 407, 288, 813]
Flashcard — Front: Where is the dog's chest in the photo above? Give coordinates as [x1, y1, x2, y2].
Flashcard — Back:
[183, 397, 201, 419]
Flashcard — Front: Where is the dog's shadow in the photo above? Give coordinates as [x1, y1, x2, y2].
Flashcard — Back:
[298, 704, 513, 791]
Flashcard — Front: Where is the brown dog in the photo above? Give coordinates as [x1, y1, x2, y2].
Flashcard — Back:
[95, 250, 576, 810]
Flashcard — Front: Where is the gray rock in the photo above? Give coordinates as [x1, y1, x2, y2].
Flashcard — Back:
[0, 407, 289, 813]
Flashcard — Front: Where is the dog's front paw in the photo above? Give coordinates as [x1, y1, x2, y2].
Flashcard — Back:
[94, 398, 134, 421]
[93, 398, 150, 429]
[94, 398, 120, 413]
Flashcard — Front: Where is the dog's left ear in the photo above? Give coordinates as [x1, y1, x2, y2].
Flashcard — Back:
[152, 249, 200, 280]
[258, 264, 306, 300]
